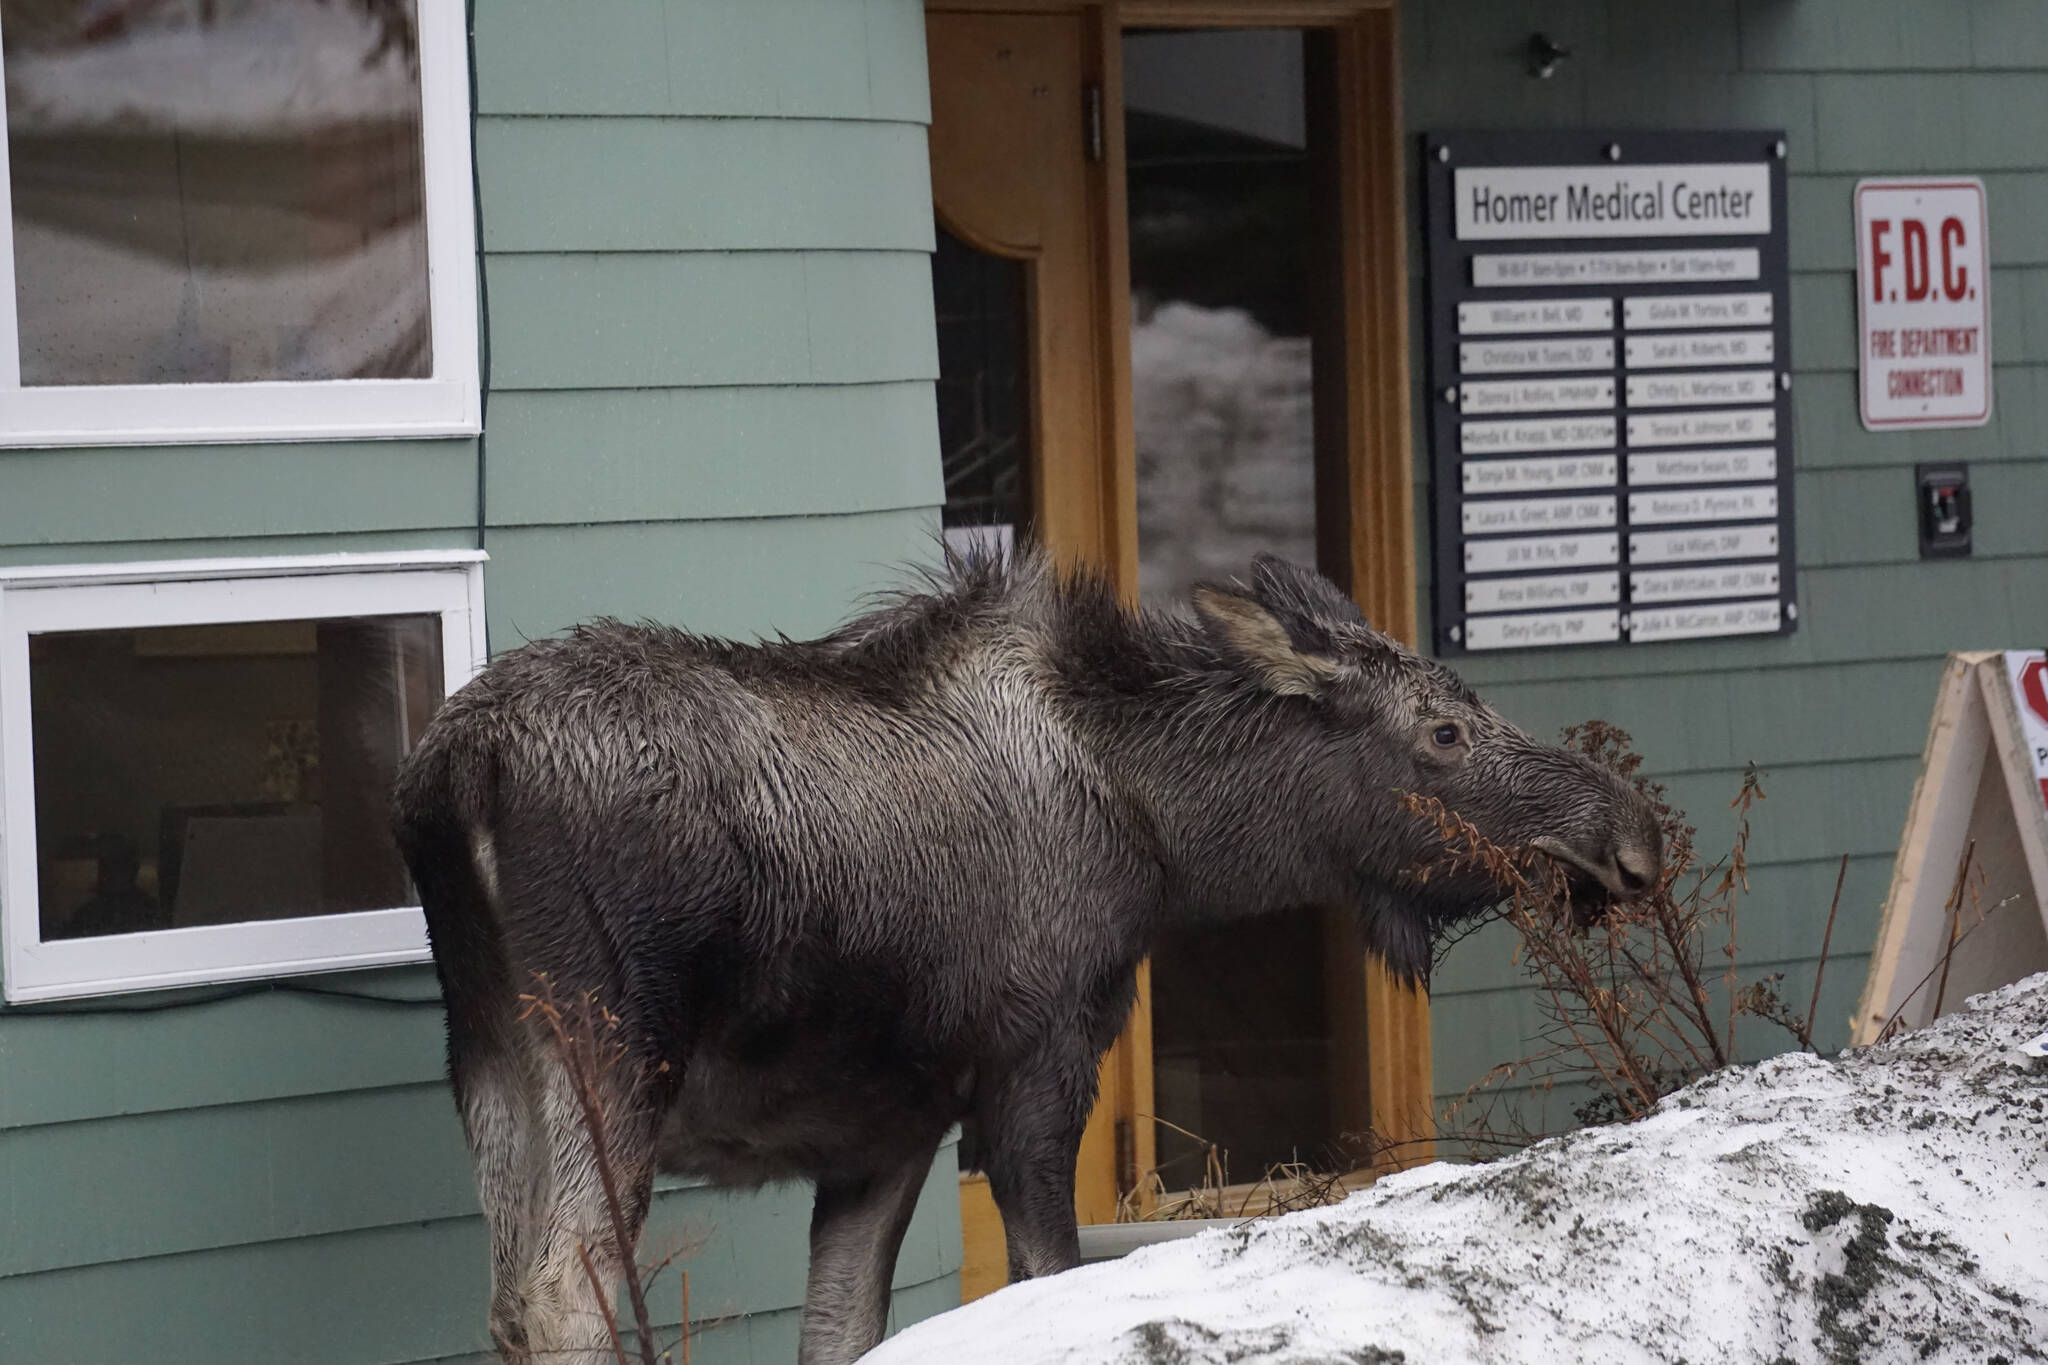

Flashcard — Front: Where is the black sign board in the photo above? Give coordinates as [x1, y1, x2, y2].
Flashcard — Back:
[1421, 130, 1796, 655]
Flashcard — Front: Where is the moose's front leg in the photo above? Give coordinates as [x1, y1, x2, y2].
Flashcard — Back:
[797, 1135, 943, 1365]
[978, 1054, 1097, 1283]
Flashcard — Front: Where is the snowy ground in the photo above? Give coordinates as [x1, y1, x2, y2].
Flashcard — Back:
[873, 975, 2048, 1364]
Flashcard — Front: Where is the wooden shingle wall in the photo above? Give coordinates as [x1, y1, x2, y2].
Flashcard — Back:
[0, 2, 953, 1361]
[1410, 0, 2048, 1128]
[472, 0, 943, 648]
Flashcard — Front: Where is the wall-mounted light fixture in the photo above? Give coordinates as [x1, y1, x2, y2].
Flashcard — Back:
[1527, 32, 1571, 79]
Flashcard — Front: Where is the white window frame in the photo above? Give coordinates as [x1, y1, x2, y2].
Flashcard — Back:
[0, 550, 487, 1003]
[0, 1, 480, 448]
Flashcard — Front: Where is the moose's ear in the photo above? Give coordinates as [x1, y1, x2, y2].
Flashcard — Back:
[1249, 554, 1366, 627]
[1191, 586, 1338, 697]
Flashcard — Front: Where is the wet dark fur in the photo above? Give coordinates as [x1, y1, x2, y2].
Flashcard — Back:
[392, 551, 1659, 1364]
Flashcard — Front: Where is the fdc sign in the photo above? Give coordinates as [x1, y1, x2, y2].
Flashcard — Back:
[1854, 178, 1991, 429]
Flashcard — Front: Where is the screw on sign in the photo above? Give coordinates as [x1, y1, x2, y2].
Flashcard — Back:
[1854, 179, 1991, 430]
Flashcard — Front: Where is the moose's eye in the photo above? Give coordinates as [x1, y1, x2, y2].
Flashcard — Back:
[1432, 723, 1461, 748]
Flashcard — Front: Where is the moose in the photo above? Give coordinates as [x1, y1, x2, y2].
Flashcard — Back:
[393, 552, 1661, 1365]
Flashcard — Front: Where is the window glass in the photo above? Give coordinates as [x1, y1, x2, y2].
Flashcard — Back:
[2, 0, 430, 385]
[1126, 27, 1360, 1185]
[31, 613, 443, 941]
[932, 223, 1030, 560]
[1127, 27, 1317, 606]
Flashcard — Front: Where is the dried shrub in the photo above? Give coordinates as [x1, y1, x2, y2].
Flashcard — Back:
[1426, 722, 2023, 1156]
[1421, 722, 1829, 1151]
[1114, 1114, 1381, 1223]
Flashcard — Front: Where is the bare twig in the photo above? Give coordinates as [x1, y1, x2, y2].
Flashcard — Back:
[678, 1269, 692, 1365]
[577, 1240, 631, 1364]
[1931, 839, 1977, 1021]
[522, 975, 706, 1365]
[1873, 863, 2021, 1045]
[1803, 854, 1850, 1049]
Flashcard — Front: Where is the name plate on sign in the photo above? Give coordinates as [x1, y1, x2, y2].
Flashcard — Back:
[1627, 484, 1778, 525]
[1625, 369, 1776, 407]
[1425, 130, 1794, 653]
[1630, 562, 1780, 603]
[1628, 523, 1780, 565]
[1627, 407, 1776, 447]
[1466, 571, 1621, 614]
[1461, 377, 1616, 413]
[1473, 248, 1760, 288]
[1464, 531, 1619, 574]
[1624, 292, 1773, 329]
[1462, 454, 1618, 493]
[1457, 297, 1613, 334]
[1463, 495, 1618, 535]
[1628, 598, 1781, 643]
[1625, 330, 1775, 368]
[1455, 164, 1771, 240]
[1461, 416, 1617, 454]
[1466, 608, 1622, 651]
[1627, 447, 1776, 486]
[1460, 337, 1616, 374]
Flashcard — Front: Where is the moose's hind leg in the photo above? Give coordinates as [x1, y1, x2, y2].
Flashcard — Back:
[798, 1135, 944, 1365]
[454, 1045, 548, 1362]
[518, 1054, 666, 1365]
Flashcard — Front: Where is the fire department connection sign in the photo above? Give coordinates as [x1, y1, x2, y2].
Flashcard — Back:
[1855, 179, 1991, 429]
[1422, 131, 1795, 655]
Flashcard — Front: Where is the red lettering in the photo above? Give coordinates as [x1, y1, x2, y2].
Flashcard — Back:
[1869, 218, 1892, 302]
[1941, 216, 1969, 300]
[1903, 218, 1931, 301]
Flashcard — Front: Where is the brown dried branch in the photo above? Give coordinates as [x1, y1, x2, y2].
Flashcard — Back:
[1803, 854, 1850, 1047]
[520, 975, 702, 1365]
[1873, 850, 2022, 1046]
[1930, 839, 1978, 1021]
[1425, 724, 1846, 1154]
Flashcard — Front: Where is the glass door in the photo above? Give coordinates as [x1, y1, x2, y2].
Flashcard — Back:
[1124, 25, 1373, 1199]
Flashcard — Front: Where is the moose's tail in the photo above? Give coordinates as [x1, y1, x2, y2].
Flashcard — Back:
[391, 730, 524, 1092]
[393, 733, 559, 1353]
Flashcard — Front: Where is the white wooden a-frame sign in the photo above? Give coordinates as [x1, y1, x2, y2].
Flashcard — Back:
[1854, 651, 2048, 1045]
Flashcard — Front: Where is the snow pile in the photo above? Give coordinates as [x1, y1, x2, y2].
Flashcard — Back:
[875, 975, 2048, 1364]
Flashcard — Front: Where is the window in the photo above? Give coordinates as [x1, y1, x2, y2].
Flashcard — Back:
[0, 551, 485, 1002]
[0, 0, 478, 446]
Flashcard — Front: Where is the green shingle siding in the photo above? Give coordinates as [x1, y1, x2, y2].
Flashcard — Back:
[1414, 2, 2048, 1115]
[0, 0, 951, 1359]
[0, 1152, 961, 1365]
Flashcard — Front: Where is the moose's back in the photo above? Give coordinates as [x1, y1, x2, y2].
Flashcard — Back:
[394, 605, 1157, 1094]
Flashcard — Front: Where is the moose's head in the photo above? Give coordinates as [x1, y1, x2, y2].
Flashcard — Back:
[1189, 555, 1663, 977]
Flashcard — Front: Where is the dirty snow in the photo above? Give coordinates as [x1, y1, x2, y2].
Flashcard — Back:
[873, 974, 2048, 1364]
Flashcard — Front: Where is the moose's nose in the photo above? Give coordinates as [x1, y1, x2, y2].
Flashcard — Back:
[1607, 826, 1662, 899]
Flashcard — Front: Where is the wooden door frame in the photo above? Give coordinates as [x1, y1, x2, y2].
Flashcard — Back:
[927, 0, 1430, 1266]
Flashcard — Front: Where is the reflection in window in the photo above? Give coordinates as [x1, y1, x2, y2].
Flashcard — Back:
[932, 224, 1030, 559]
[1126, 28, 1317, 607]
[32, 615, 443, 940]
[2, 0, 430, 385]
[1126, 28, 1351, 1186]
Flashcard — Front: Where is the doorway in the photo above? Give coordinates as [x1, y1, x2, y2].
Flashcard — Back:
[924, 1, 1422, 1303]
